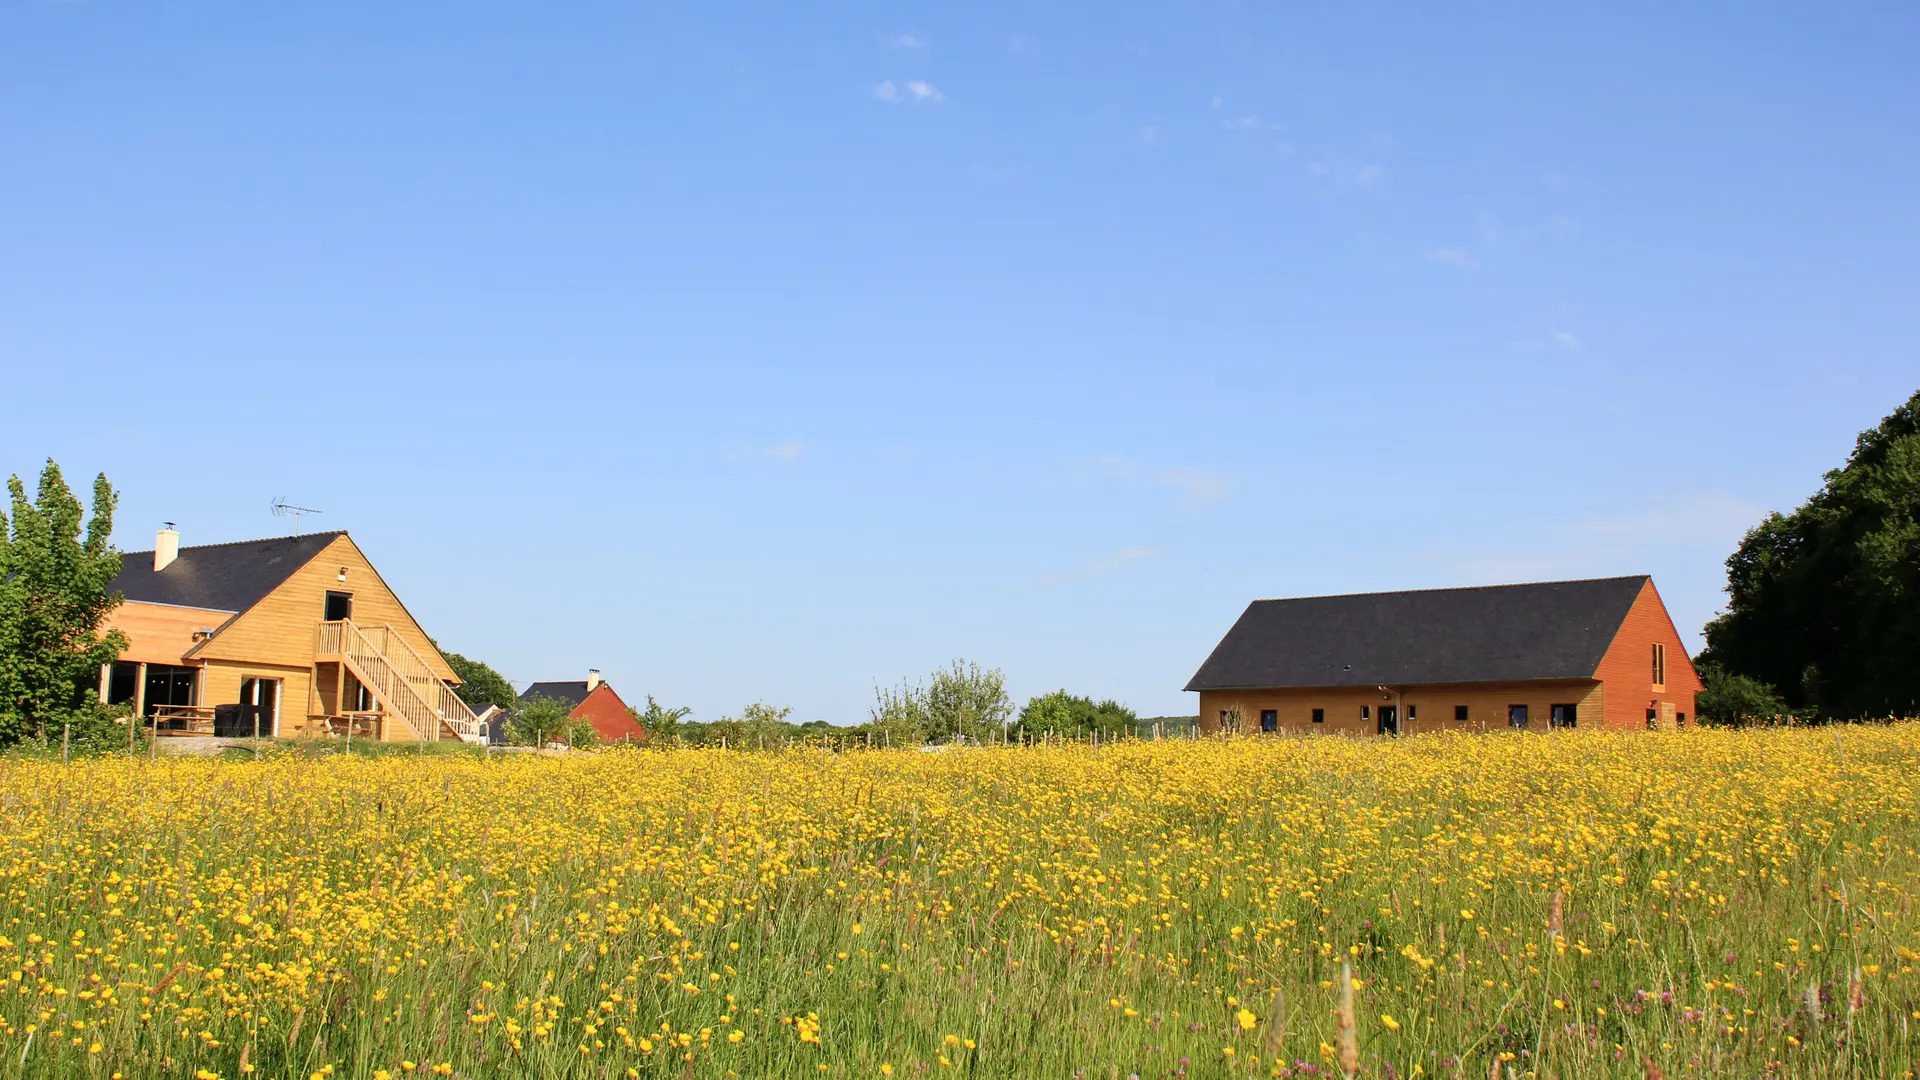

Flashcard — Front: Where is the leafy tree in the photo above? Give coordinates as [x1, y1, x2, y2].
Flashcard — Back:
[507, 694, 573, 747]
[442, 650, 517, 711]
[869, 679, 932, 745]
[0, 461, 129, 746]
[1700, 389, 1920, 717]
[562, 717, 600, 749]
[709, 702, 794, 749]
[1014, 690, 1139, 739]
[630, 695, 693, 740]
[924, 660, 1012, 741]
[1694, 662, 1790, 726]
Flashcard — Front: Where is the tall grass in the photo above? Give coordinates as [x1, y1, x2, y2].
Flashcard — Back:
[0, 726, 1916, 1078]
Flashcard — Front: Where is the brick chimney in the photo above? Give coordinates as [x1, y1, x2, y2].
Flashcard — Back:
[586, 669, 602, 692]
[154, 524, 180, 572]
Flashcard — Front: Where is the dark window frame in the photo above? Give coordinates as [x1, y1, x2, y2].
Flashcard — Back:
[1507, 704, 1529, 728]
[1454, 704, 1469, 722]
[1310, 708, 1325, 724]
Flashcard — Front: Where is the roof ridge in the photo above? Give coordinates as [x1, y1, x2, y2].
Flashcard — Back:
[1249, 574, 1649, 605]
[120, 531, 349, 557]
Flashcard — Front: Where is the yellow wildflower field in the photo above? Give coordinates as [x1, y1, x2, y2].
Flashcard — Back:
[2, 726, 1917, 1079]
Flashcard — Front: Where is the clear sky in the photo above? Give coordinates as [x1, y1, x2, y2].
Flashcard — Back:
[3, 2, 1916, 722]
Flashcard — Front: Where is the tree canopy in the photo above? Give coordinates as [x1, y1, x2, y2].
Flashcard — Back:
[0, 460, 128, 746]
[1700, 388, 1920, 718]
[1014, 690, 1139, 739]
[443, 651, 517, 711]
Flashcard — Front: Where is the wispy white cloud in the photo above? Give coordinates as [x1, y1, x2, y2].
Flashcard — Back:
[1356, 164, 1387, 186]
[723, 441, 806, 464]
[1568, 493, 1764, 545]
[1424, 247, 1478, 271]
[1040, 546, 1160, 587]
[906, 80, 943, 102]
[1094, 457, 1232, 509]
[873, 80, 901, 103]
[1552, 331, 1581, 350]
[886, 32, 925, 48]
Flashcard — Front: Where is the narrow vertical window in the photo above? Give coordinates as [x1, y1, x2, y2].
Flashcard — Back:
[1652, 643, 1666, 686]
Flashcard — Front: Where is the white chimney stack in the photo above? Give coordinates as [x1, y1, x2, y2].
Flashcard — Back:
[154, 524, 180, 572]
[586, 669, 602, 692]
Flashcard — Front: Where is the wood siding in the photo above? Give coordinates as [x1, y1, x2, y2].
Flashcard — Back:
[189, 535, 458, 684]
[103, 601, 235, 665]
[1196, 681, 1605, 737]
[1592, 579, 1703, 729]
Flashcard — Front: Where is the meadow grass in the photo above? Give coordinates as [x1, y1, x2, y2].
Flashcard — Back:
[0, 725, 1916, 1078]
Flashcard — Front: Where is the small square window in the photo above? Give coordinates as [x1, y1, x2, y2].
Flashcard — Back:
[1259, 709, 1278, 733]
[1311, 708, 1325, 724]
[1454, 704, 1469, 722]
[1676, 711, 1687, 728]
[1507, 704, 1529, 728]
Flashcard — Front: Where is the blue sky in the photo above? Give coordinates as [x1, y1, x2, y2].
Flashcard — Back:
[3, 2, 1916, 722]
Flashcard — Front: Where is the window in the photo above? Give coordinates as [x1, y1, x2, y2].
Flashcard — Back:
[106, 661, 139, 706]
[324, 590, 354, 622]
[1361, 705, 1371, 721]
[1646, 708, 1659, 730]
[356, 684, 376, 712]
[1454, 704, 1469, 722]
[143, 664, 197, 720]
[1550, 703, 1577, 728]
[1507, 704, 1529, 728]
[1651, 643, 1666, 686]
[1259, 709, 1278, 733]
[1676, 712, 1687, 728]
[1311, 708, 1325, 724]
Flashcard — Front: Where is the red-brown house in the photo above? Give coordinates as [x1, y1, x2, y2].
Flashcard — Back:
[1186, 576, 1702, 736]
[519, 670, 647, 744]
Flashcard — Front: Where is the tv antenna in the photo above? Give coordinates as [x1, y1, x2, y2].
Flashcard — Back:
[270, 497, 323, 535]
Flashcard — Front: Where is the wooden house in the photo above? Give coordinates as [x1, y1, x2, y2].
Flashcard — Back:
[100, 526, 485, 742]
[1186, 576, 1702, 736]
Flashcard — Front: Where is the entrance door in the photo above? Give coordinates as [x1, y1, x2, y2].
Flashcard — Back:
[1377, 705, 1399, 736]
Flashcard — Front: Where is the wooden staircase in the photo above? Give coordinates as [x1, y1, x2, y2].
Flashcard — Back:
[315, 620, 487, 743]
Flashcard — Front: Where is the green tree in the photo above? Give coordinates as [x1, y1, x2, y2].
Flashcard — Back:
[869, 679, 932, 746]
[562, 717, 600, 749]
[1014, 690, 1139, 739]
[0, 461, 129, 746]
[630, 695, 693, 741]
[442, 651, 517, 711]
[507, 694, 573, 747]
[1694, 662, 1790, 726]
[924, 659, 1012, 742]
[1700, 389, 1920, 717]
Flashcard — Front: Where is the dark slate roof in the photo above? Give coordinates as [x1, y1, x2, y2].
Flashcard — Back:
[1185, 576, 1650, 691]
[520, 681, 594, 709]
[110, 532, 347, 613]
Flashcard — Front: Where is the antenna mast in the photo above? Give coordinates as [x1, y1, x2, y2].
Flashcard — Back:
[270, 497, 324, 535]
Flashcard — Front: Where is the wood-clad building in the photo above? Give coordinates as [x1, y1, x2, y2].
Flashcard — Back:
[1186, 576, 1701, 736]
[101, 527, 485, 743]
